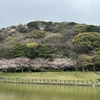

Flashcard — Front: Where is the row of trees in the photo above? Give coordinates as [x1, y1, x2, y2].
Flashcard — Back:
[0, 58, 74, 72]
[0, 54, 99, 73]
[12, 43, 55, 59]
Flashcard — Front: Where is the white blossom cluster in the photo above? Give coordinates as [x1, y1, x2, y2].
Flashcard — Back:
[0, 58, 74, 72]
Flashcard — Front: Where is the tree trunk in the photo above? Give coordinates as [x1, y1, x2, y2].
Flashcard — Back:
[76, 67, 78, 74]
[93, 64, 96, 72]
[82, 66, 85, 72]
[22, 68, 23, 73]
[5, 69, 7, 73]
[75, 65, 78, 74]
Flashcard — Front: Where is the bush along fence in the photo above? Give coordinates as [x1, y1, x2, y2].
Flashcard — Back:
[0, 76, 100, 86]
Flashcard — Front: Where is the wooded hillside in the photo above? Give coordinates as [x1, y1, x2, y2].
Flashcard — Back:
[0, 21, 100, 72]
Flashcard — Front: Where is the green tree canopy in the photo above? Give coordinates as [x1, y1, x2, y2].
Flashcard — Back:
[86, 25, 100, 33]
[5, 36, 17, 45]
[29, 30, 45, 39]
[37, 44, 56, 59]
[76, 54, 92, 71]
[44, 33, 63, 43]
[27, 42, 38, 48]
[27, 21, 39, 30]
[74, 24, 87, 32]
[12, 44, 30, 58]
[27, 43, 39, 59]
[93, 51, 100, 65]
[17, 24, 29, 33]
[72, 32, 100, 50]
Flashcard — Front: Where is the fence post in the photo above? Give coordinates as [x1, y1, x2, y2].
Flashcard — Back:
[28, 79, 30, 83]
[87, 81, 88, 85]
[73, 80, 74, 85]
[32, 79, 34, 83]
[64, 80, 66, 85]
[40, 79, 41, 83]
[82, 80, 84, 84]
[77, 80, 79, 85]
[96, 80, 98, 85]
[44, 79, 45, 83]
[91, 81, 93, 85]
[60, 80, 61, 84]
[55, 79, 57, 85]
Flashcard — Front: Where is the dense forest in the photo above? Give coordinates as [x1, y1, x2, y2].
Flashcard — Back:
[0, 21, 100, 72]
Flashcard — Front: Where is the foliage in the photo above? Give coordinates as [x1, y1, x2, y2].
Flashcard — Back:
[45, 33, 62, 39]
[1, 21, 100, 71]
[76, 54, 92, 71]
[27, 21, 53, 31]
[93, 51, 100, 65]
[37, 44, 56, 59]
[29, 30, 45, 39]
[0, 45, 13, 59]
[27, 21, 39, 30]
[27, 43, 39, 59]
[67, 22, 77, 26]
[0, 34, 3, 41]
[17, 24, 29, 33]
[30, 58, 49, 71]
[40, 21, 53, 31]
[5, 36, 17, 45]
[72, 32, 100, 50]
[0, 57, 74, 72]
[49, 58, 74, 70]
[40, 21, 53, 27]
[86, 25, 100, 33]
[12, 44, 30, 58]
[62, 50, 71, 57]
[27, 42, 38, 48]
[14, 57, 30, 72]
[73, 45, 90, 54]
[45, 33, 63, 43]
[74, 24, 87, 32]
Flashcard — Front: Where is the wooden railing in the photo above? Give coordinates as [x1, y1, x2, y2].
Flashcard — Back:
[0, 76, 100, 86]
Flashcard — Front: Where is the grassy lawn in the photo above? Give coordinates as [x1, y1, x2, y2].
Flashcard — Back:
[0, 71, 100, 80]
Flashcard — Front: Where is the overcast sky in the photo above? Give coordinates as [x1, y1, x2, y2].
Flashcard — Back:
[0, 0, 100, 28]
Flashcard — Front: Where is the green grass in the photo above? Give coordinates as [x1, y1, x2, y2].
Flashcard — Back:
[0, 71, 100, 80]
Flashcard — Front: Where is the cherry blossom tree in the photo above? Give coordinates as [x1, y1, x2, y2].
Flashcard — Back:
[14, 57, 30, 72]
[0, 59, 17, 72]
[30, 58, 49, 72]
[49, 58, 74, 71]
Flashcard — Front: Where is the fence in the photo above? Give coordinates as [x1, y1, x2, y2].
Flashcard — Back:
[0, 76, 100, 86]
